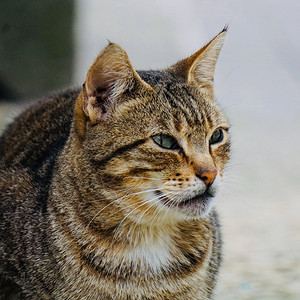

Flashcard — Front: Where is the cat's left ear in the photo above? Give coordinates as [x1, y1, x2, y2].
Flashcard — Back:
[168, 27, 227, 99]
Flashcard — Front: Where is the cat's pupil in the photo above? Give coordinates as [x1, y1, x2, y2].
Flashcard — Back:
[209, 129, 223, 145]
[152, 134, 179, 150]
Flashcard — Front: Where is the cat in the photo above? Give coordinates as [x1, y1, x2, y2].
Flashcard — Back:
[0, 28, 230, 299]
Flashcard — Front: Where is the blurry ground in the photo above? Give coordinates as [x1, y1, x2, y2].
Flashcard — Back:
[1, 102, 299, 299]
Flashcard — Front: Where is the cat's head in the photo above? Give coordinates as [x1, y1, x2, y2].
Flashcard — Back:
[74, 28, 230, 224]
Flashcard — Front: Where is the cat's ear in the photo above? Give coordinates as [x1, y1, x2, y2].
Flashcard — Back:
[168, 27, 227, 98]
[75, 43, 151, 136]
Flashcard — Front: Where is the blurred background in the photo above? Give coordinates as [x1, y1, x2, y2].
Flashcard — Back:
[0, 0, 299, 298]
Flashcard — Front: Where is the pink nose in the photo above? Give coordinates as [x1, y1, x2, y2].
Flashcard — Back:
[198, 169, 217, 185]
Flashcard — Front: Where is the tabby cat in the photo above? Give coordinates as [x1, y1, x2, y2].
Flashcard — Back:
[0, 28, 230, 299]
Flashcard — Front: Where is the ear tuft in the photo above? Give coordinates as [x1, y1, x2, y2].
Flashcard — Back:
[82, 82, 109, 123]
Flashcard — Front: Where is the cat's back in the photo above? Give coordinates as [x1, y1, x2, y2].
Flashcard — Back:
[0, 87, 79, 254]
[0, 89, 80, 298]
[0, 88, 79, 170]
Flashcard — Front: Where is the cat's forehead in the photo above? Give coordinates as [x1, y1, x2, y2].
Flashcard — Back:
[138, 70, 227, 132]
[138, 70, 178, 86]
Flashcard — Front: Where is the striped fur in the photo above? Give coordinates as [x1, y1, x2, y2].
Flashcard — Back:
[0, 29, 229, 299]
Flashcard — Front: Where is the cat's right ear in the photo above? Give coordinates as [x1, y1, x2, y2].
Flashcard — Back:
[74, 43, 151, 137]
[167, 28, 227, 100]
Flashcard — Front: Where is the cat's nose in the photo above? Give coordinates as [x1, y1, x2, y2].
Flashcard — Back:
[192, 154, 218, 185]
[198, 168, 217, 185]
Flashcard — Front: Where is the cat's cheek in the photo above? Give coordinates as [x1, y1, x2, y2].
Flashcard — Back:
[210, 143, 230, 174]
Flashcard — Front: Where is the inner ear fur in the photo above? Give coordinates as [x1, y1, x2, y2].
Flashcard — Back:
[74, 43, 151, 137]
[167, 27, 227, 98]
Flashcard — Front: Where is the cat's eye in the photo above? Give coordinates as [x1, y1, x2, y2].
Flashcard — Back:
[152, 134, 179, 150]
[209, 129, 224, 145]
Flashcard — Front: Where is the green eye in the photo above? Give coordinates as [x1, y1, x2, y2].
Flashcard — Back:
[209, 129, 224, 145]
[152, 134, 179, 150]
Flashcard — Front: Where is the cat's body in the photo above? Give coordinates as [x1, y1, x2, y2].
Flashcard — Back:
[0, 29, 229, 299]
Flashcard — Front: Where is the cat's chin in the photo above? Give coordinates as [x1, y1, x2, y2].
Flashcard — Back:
[156, 190, 215, 218]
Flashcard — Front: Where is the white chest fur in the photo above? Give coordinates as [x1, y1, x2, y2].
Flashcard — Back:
[123, 237, 174, 273]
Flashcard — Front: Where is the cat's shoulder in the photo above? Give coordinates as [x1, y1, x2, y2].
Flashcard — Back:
[0, 87, 80, 168]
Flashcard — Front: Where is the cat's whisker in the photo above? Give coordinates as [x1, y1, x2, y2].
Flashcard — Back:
[88, 188, 132, 203]
[149, 193, 178, 231]
[150, 193, 175, 222]
[113, 193, 161, 218]
[123, 176, 161, 181]
[118, 187, 162, 199]
[223, 174, 249, 184]
[150, 196, 177, 232]
[87, 196, 126, 228]
[87, 187, 155, 225]
[112, 192, 166, 241]
[218, 187, 243, 200]
[130, 191, 174, 235]
[88, 187, 160, 227]
[130, 199, 166, 237]
[89, 186, 163, 229]
[160, 194, 179, 225]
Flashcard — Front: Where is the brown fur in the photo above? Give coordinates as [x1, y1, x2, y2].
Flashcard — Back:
[0, 28, 230, 299]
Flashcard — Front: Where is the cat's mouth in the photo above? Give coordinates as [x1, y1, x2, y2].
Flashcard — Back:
[177, 191, 213, 208]
[155, 190, 214, 214]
